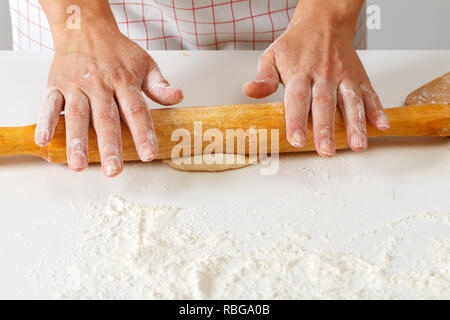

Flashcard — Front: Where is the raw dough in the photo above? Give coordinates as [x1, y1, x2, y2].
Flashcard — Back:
[405, 72, 450, 105]
[164, 153, 257, 172]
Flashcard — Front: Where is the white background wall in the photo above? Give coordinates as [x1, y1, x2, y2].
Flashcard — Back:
[0, 0, 449, 50]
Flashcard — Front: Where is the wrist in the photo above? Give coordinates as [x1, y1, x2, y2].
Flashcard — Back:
[40, 0, 119, 51]
[292, 0, 364, 34]
[52, 17, 120, 52]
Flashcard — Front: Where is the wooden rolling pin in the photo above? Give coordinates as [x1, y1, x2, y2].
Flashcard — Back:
[0, 103, 449, 163]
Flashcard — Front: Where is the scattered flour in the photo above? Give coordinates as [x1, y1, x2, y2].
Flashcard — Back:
[56, 196, 450, 300]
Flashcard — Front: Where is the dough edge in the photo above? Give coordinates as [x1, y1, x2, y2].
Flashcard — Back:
[164, 154, 257, 172]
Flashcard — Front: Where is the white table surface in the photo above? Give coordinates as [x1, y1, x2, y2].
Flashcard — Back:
[0, 50, 449, 299]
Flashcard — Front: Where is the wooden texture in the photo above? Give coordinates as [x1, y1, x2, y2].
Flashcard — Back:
[405, 72, 450, 105]
[0, 103, 449, 163]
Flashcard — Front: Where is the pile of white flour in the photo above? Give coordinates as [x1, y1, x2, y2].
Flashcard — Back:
[56, 196, 449, 300]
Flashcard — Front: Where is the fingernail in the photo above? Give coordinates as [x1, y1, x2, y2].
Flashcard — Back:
[319, 139, 335, 157]
[35, 130, 49, 146]
[290, 130, 306, 148]
[150, 82, 169, 90]
[70, 151, 87, 170]
[105, 156, 122, 177]
[139, 144, 157, 162]
[139, 131, 158, 162]
[376, 112, 390, 129]
[171, 87, 184, 100]
[351, 134, 367, 150]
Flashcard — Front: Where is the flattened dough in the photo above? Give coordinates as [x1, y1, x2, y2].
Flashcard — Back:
[164, 154, 257, 172]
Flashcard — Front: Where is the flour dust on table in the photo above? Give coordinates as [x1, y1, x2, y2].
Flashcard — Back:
[47, 196, 450, 300]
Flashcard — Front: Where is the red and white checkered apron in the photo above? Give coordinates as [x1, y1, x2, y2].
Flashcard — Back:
[9, 0, 367, 51]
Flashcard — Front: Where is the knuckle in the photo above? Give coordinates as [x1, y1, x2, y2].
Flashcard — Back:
[351, 106, 366, 122]
[295, 92, 310, 104]
[319, 61, 332, 71]
[316, 125, 333, 137]
[287, 90, 310, 106]
[258, 54, 271, 67]
[44, 86, 62, 98]
[347, 94, 363, 106]
[43, 89, 63, 107]
[290, 73, 310, 84]
[66, 94, 90, 112]
[314, 94, 335, 105]
[362, 86, 382, 109]
[349, 115, 366, 127]
[350, 123, 367, 136]
[317, 65, 334, 79]
[339, 70, 352, 80]
[366, 89, 377, 98]
[86, 70, 103, 84]
[89, 79, 110, 94]
[361, 83, 376, 96]
[66, 104, 90, 119]
[100, 143, 121, 157]
[44, 117, 59, 129]
[112, 67, 135, 85]
[95, 108, 119, 124]
[97, 96, 116, 108]
[286, 118, 306, 128]
[126, 103, 148, 118]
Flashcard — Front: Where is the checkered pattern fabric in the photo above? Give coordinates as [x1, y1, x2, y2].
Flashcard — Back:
[9, 0, 367, 51]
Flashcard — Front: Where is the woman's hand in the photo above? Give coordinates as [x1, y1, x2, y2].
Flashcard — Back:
[244, 1, 389, 157]
[36, 1, 183, 177]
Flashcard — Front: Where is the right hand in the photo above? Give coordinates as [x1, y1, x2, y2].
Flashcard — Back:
[35, 27, 183, 177]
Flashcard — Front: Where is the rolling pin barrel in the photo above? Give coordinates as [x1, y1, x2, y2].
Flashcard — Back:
[0, 103, 448, 163]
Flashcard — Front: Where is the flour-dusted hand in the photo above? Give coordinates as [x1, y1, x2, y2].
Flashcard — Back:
[244, 0, 390, 157]
[36, 0, 183, 177]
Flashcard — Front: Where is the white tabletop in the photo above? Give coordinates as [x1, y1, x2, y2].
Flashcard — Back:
[0, 50, 449, 299]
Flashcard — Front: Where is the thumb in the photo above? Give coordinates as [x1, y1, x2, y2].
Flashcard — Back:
[143, 64, 184, 106]
[243, 50, 280, 99]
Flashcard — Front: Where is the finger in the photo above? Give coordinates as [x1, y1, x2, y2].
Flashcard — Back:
[142, 66, 183, 106]
[244, 49, 280, 99]
[116, 86, 158, 162]
[64, 89, 90, 171]
[311, 80, 337, 157]
[91, 96, 123, 177]
[360, 83, 390, 131]
[35, 87, 64, 146]
[284, 74, 312, 148]
[338, 81, 367, 152]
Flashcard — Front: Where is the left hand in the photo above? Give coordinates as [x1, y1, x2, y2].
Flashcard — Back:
[244, 17, 390, 157]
